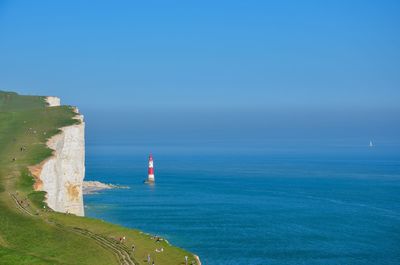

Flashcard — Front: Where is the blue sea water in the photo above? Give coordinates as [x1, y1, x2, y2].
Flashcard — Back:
[84, 141, 400, 265]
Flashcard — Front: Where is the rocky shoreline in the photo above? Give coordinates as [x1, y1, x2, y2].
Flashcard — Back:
[82, 181, 128, 195]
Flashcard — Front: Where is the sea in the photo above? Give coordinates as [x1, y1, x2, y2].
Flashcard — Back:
[84, 140, 400, 265]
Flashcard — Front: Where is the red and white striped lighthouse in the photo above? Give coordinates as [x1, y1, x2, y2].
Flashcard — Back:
[147, 154, 155, 183]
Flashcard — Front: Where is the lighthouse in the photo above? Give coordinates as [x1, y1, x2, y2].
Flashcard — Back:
[147, 154, 155, 183]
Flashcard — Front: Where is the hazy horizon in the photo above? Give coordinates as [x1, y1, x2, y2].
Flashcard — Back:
[1, 1, 399, 145]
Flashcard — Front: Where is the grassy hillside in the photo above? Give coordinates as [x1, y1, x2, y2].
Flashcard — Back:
[0, 91, 198, 265]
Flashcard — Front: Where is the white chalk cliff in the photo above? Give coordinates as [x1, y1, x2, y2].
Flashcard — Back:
[30, 97, 85, 216]
[45, 96, 61, 107]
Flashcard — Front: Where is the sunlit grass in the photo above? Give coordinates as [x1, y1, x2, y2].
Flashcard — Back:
[0, 91, 198, 265]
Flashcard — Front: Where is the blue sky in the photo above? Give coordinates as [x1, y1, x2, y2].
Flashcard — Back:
[1, 0, 399, 144]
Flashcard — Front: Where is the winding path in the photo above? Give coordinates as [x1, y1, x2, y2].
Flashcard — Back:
[10, 193, 137, 265]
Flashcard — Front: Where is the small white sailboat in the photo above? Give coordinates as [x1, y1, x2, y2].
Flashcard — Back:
[369, 140, 373, 147]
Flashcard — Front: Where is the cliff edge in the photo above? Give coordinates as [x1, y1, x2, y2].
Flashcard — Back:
[0, 91, 200, 265]
[30, 97, 85, 216]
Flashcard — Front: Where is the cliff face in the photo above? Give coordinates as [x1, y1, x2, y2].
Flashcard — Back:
[46, 96, 61, 107]
[31, 97, 85, 216]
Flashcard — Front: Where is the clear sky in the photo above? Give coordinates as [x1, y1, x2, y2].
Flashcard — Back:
[1, 0, 399, 145]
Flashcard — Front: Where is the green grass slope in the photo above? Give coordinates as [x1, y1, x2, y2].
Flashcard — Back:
[0, 91, 199, 265]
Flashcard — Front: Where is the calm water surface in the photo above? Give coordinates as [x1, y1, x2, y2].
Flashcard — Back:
[84, 143, 400, 265]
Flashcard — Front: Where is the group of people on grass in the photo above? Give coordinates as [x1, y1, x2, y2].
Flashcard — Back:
[116, 234, 193, 265]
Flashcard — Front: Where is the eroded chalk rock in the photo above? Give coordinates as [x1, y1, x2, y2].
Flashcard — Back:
[30, 105, 85, 216]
